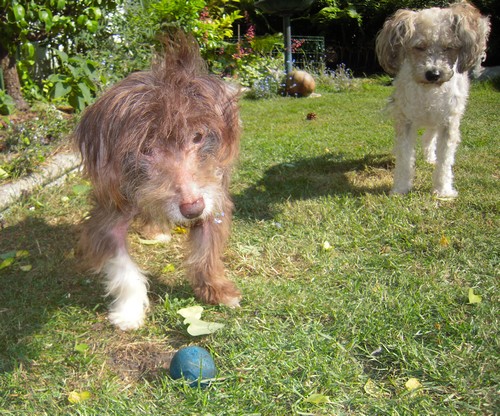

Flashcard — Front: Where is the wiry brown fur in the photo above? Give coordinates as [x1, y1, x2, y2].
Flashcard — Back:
[74, 32, 241, 324]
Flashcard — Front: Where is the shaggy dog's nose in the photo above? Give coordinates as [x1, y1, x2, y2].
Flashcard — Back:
[180, 198, 205, 219]
[425, 69, 441, 82]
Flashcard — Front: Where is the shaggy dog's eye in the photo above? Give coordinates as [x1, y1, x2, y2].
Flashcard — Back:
[414, 45, 426, 52]
[193, 132, 204, 144]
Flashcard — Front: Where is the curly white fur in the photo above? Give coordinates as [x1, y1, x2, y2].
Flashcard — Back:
[376, 1, 490, 197]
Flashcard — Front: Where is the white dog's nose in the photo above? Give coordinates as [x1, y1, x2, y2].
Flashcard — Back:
[425, 69, 441, 82]
[180, 198, 205, 219]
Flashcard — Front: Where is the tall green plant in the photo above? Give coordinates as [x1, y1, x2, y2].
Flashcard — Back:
[44, 51, 102, 112]
[0, 0, 119, 110]
[75, 0, 243, 87]
[147, 0, 242, 51]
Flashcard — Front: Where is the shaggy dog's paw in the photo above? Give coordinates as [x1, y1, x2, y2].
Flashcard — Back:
[221, 294, 242, 308]
[193, 280, 242, 308]
[108, 296, 149, 331]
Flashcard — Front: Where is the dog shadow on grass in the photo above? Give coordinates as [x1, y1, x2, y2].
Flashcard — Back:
[0, 216, 178, 379]
[233, 152, 394, 220]
[0, 216, 97, 372]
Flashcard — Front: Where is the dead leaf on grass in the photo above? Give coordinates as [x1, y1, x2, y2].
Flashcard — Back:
[304, 393, 330, 404]
[405, 377, 423, 391]
[177, 305, 225, 336]
[68, 390, 91, 404]
[468, 288, 482, 304]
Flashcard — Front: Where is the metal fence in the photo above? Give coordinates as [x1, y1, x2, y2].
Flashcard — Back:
[290, 36, 325, 70]
[229, 35, 325, 71]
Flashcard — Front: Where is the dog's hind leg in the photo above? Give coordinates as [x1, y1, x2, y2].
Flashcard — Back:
[78, 207, 149, 330]
[391, 121, 418, 194]
[186, 200, 241, 307]
[432, 122, 460, 198]
[422, 129, 437, 164]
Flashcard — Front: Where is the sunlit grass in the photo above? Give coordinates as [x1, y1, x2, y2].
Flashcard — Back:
[0, 80, 498, 415]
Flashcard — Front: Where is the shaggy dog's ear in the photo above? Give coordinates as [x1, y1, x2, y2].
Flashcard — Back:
[214, 81, 241, 170]
[376, 9, 416, 75]
[451, 2, 491, 73]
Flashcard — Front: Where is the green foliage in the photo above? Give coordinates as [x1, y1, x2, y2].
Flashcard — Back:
[0, 1, 119, 110]
[0, 107, 74, 178]
[0, 1, 111, 56]
[237, 53, 285, 98]
[149, 0, 242, 50]
[314, 0, 362, 25]
[44, 50, 102, 112]
[76, 0, 243, 89]
[73, 2, 156, 84]
[315, 63, 360, 92]
[211, 25, 285, 95]
[0, 91, 16, 115]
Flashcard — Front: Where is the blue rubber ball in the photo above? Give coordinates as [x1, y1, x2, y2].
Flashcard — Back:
[169, 346, 216, 387]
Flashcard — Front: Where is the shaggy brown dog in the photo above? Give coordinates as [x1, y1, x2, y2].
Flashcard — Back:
[74, 33, 241, 330]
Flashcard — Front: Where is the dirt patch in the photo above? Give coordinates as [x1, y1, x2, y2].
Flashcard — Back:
[109, 341, 176, 382]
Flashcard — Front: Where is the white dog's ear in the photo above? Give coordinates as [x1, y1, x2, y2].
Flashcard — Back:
[376, 9, 416, 75]
[452, 2, 491, 73]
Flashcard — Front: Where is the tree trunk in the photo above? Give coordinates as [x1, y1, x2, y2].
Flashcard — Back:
[0, 45, 29, 111]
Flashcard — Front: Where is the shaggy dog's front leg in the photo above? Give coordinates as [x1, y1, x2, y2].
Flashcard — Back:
[392, 120, 418, 195]
[104, 248, 149, 331]
[432, 120, 460, 198]
[78, 208, 149, 330]
[186, 203, 241, 307]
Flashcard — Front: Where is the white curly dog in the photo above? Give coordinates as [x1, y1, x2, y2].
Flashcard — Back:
[376, 1, 490, 197]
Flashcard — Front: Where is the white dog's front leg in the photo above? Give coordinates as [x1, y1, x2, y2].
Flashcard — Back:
[391, 121, 418, 194]
[432, 123, 460, 198]
[422, 128, 437, 164]
[103, 250, 149, 330]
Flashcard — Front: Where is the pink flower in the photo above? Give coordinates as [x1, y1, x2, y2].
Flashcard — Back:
[199, 7, 209, 21]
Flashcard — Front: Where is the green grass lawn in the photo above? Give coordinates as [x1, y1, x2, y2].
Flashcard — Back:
[0, 81, 498, 415]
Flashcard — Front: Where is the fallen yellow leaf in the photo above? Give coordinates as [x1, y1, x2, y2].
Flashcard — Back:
[322, 241, 333, 251]
[304, 393, 330, 404]
[162, 263, 176, 273]
[468, 288, 482, 304]
[68, 390, 91, 404]
[405, 377, 422, 391]
[439, 235, 449, 247]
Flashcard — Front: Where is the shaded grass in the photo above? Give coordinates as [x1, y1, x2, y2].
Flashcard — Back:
[0, 81, 498, 415]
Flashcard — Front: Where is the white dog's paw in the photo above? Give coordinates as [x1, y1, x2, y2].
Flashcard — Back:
[433, 188, 458, 199]
[423, 154, 437, 165]
[108, 296, 149, 331]
[390, 186, 410, 195]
